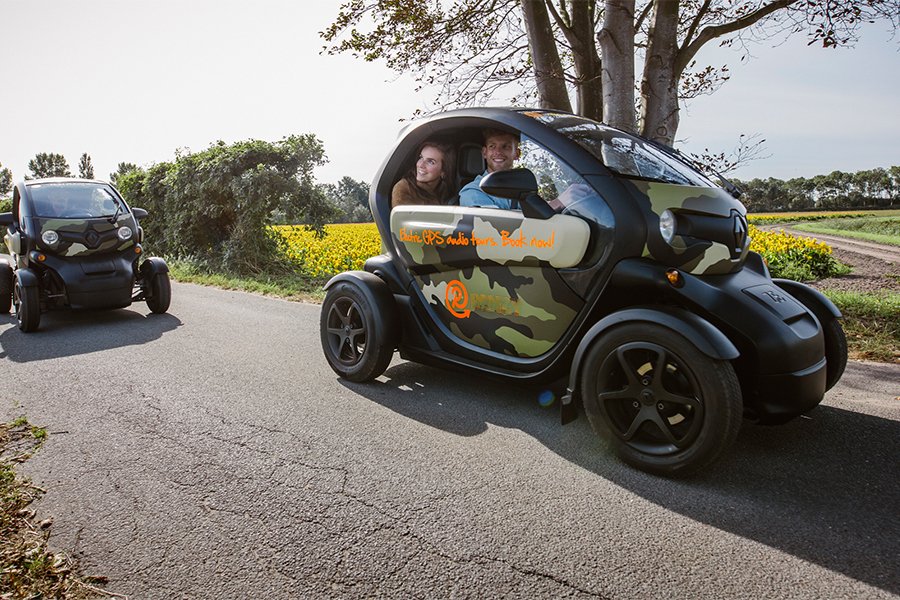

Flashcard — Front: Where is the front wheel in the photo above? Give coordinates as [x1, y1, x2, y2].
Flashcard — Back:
[820, 316, 847, 392]
[580, 323, 743, 477]
[14, 278, 40, 333]
[145, 272, 171, 314]
[320, 280, 394, 382]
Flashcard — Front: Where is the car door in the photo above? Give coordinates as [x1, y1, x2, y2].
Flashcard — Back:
[389, 141, 592, 358]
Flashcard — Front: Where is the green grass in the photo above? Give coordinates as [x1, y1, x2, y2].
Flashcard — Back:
[168, 261, 328, 303]
[793, 216, 900, 247]
[825, 290, 900, 363]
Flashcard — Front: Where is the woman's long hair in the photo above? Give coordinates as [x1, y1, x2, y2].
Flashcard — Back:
[403, 140, 456, 204]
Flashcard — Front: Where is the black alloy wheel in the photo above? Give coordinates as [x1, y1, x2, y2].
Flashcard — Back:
[320, 281, 394, 382]
[580, 323, 742, 476]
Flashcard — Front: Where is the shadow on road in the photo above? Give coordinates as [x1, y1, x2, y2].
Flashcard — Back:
[342, 361, 900, 595]
[0, 309, 182, 362]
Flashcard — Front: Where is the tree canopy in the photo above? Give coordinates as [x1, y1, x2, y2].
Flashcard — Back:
[322, 176, 371, 223]
[738, 166, 900, 212]
[27, 153, 71, 179]
[110, 162, 139, 186]
[78, 152, 95, 179]
[323, 1, 899, 145]
[0, 162, 11, 197]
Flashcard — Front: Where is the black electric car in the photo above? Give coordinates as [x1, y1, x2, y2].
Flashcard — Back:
[319, 108, 847, 476]
[0, 178, 171, 332]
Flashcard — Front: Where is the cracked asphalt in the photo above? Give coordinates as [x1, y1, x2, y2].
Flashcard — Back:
[1, 282, 898, 599]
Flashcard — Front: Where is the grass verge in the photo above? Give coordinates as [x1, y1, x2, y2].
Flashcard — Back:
[825, 291, 900, 363]
[1, 419, 117, 598]
[168, 261, 329, 303]
[793, 217, 900, 247]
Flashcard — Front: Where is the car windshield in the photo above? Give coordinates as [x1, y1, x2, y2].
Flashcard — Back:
[522, 111, 714, 187]
[29, 183, 122, 218]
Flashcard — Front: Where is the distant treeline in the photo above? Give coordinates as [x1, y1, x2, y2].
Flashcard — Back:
[734, 166, 899, 213]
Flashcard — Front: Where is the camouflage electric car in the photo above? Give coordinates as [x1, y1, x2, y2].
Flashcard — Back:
[319, 108, 847, 476]
[0, 178, 171, 332]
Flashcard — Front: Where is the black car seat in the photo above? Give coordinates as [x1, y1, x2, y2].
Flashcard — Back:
[448, 143, 484, 205]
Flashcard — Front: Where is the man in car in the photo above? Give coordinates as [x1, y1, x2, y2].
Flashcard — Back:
[459, 129, 521, 209]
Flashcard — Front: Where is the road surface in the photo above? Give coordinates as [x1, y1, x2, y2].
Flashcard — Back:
[1, 283, 898, 599]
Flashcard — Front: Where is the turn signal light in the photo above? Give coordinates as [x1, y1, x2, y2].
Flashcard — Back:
[134, 245, 142, 254]
[665, 269, 683, 288]
[37, 254, 46, 262]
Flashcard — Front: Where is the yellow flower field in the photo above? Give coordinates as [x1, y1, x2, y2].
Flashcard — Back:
[271, 221, 842, 281]
[272, 223, 381, 277]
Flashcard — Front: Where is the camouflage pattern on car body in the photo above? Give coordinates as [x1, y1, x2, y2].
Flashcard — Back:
[34, 214, 136, 257]
[633, 181, 750, 275]
[390, 207, 586, 357]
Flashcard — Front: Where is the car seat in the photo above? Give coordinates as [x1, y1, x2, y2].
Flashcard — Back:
[448, 143, 484, 205]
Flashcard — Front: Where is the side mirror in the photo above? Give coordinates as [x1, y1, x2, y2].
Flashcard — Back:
[480, 168, 555, 220]
[131, 207, 148, 220]
[0, 212, 13, 227]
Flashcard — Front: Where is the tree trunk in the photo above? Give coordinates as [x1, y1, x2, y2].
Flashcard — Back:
[599, 0, 636, 132]
[639, 0, 680, 144]
[521, 0, 573, 112]
[566, 1, 603, 121]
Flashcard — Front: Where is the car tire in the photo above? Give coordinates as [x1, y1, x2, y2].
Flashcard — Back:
[0, 263, 12, 314]
[580, 323, 742, 477]
[320, 280, 394, 382]
[820, 316, 847, 392]
[145, 272, 171, 314]
[14, 278, 40, 333]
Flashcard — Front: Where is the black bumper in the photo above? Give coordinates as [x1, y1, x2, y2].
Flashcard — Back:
[43, 252, 136, 309]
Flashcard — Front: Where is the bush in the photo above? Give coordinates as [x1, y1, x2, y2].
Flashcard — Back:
[116, 136, 336, 275]
[748, 225, 848, 281]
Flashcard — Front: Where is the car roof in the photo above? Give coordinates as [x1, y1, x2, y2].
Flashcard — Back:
[24, 177, 110, 186]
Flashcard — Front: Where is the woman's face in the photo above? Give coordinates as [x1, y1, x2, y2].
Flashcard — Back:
[415, 146, 444, 186]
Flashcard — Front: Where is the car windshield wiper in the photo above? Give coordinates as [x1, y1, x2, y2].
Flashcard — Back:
[107, 196, 123, 224]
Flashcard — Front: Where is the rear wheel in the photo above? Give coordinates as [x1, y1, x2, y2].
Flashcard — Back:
[580, 323, 742, 477]
[0, 263, 12, 314]
[14, 278, 40, 333]
[320, 281, 394, 382]
[145, 272, 171, 314]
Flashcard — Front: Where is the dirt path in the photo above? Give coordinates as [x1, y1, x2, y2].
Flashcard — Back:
[780, 228, 900, 265]
[758, 226, 900, 294]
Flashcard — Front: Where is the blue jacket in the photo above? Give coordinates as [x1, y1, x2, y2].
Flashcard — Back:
[459, 172, 514, 209]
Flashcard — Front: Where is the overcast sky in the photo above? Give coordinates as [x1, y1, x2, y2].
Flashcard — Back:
[1, 0, 898, 188]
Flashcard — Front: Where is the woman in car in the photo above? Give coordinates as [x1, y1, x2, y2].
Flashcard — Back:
[391, 140, 455, 208]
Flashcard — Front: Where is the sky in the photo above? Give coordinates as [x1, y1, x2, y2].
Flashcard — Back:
[1, 0, 898, 188]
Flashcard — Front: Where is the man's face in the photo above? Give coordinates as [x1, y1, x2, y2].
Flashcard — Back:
[482, 133, 519, 173]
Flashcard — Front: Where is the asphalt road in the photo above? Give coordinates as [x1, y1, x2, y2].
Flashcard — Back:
[1, 282, 898, 599]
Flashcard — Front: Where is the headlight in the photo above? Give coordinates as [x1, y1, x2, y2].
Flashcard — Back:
[41, 230, 59, 245]
[117, 226, 133, 241]
[659, 209, 677, 244]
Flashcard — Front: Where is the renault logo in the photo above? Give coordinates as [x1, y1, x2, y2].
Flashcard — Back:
[84, 230, 100, 248]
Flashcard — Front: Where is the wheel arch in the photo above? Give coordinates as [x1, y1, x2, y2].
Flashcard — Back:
[560, 306, 740, 424]
[15, 266, 39, 288]
[139, 256, 169, 278]
[324, 270, 400, 344]
[773, 278, 841, 321]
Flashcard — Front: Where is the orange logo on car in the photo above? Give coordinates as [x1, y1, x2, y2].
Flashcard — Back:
[445, 280, 471, 318]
